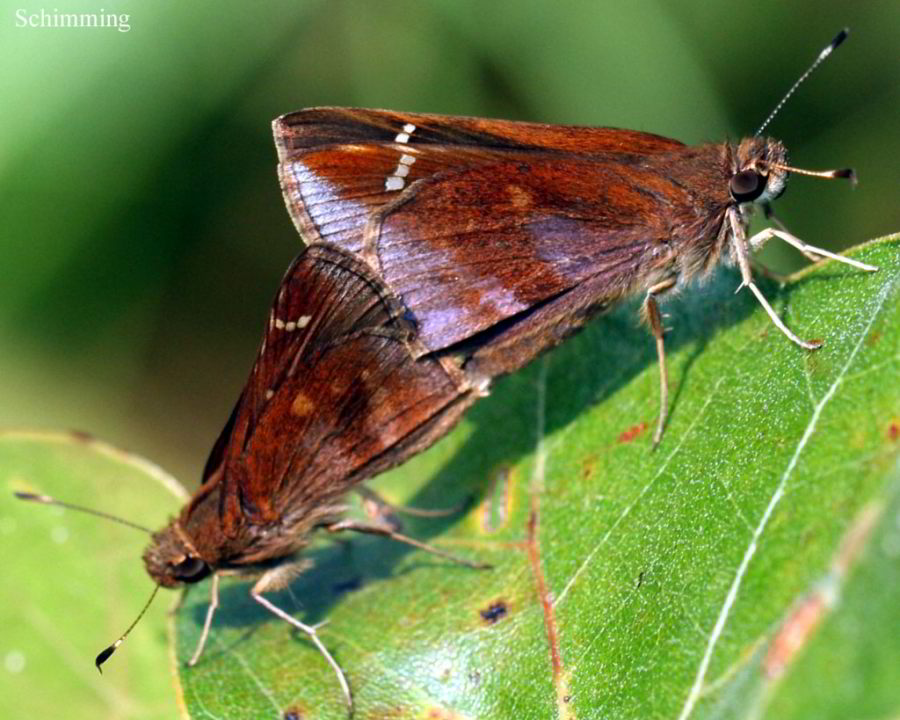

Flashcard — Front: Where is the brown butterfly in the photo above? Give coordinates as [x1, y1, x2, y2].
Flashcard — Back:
[272, 30, 875, 447]
[20, 243, 487, 709]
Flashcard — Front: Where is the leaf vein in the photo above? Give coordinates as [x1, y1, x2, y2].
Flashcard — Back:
[675, 273, 896, 720]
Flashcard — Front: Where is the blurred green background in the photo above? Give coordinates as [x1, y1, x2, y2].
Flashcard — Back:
[1, 0, 897, 490]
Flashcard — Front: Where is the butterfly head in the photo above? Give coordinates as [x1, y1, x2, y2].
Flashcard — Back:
[143, 520, 211, 588]
[730, 137, 790, 206]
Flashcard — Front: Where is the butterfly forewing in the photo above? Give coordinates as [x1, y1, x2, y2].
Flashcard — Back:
[273, 107, 687, 254]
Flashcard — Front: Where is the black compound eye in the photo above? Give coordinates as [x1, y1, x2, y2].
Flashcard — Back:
[730, 170, 766, 202]
[172, 556, 210, 583]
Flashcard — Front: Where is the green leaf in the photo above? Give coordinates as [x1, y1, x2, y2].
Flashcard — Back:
[0, 431, 187, 720]
[169, 235, 899, 719]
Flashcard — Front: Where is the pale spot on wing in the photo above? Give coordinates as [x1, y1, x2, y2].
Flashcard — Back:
[291, 392, 315, 417]
[385, 125, 419, 191]
[506, 184, 533, 210]
[273, 315, 311, 332]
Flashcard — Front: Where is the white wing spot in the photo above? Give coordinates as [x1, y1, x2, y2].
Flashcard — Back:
[385, 125, 418, 191]
[274, 315, 311, 332]
[265, 389, 274, 400]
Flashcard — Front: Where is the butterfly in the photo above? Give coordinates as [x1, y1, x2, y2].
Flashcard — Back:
[135, 244, 484, 707]
[272, 33, 874, 447]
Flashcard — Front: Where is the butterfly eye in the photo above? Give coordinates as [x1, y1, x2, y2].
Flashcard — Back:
[730, 170, 766, 202]
[172, 556, 210, 583]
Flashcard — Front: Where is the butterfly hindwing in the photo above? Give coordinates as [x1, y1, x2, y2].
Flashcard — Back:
[218, 244, 473, 531]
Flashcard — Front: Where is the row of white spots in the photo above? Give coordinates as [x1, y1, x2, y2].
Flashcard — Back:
[273, 315, 311, 332]
[262, 314, 312, 400]
[385, 123, 417, 191]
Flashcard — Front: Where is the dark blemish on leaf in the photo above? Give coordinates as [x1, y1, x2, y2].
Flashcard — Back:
[636, 571, 645, 588]
[468, 670, 481, 686]
[888, 421, 899, 442]
[563, 694, 572, 703]
[333, 576, 362, 594]
[283, 708, 304, 720]
[480, 600, 508, 624]
[618, 421, 648, 444]
[69, 429, 94, 443]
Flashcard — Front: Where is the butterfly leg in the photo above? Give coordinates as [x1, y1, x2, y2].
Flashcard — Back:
[643, 275, 677, 448]
[355, 485, 468, 519]
[728, 209, 823, 351]
[326, 518, 491, 569]
[251, 565, 352, 711]
[188, 572, 219, 666]
[749, 228, 878, 272]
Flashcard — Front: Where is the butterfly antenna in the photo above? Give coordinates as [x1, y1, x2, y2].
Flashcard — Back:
[95, 584, 162, 672]
[771, 163, 857, 185]
[755, 28, 849, 136]
[14, 491, 152, 533]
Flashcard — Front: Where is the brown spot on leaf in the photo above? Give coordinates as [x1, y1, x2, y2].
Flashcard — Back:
[764, 591, 827, 679]
[426, 709, 466, 720]
[618, 422, 648, 444]
[582, 454, 597, 480]
[480, 600, 508, 624]
[68, 429, 94, 443]
[283, 707, 304, 720]
[888, 420, 899, 442]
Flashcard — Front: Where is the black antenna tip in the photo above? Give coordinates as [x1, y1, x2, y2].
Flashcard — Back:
[95, 645, 116, 672]
[835, 167, 858, 186]
[831, 28, 849, 50]
[14, 491, 44, 502]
